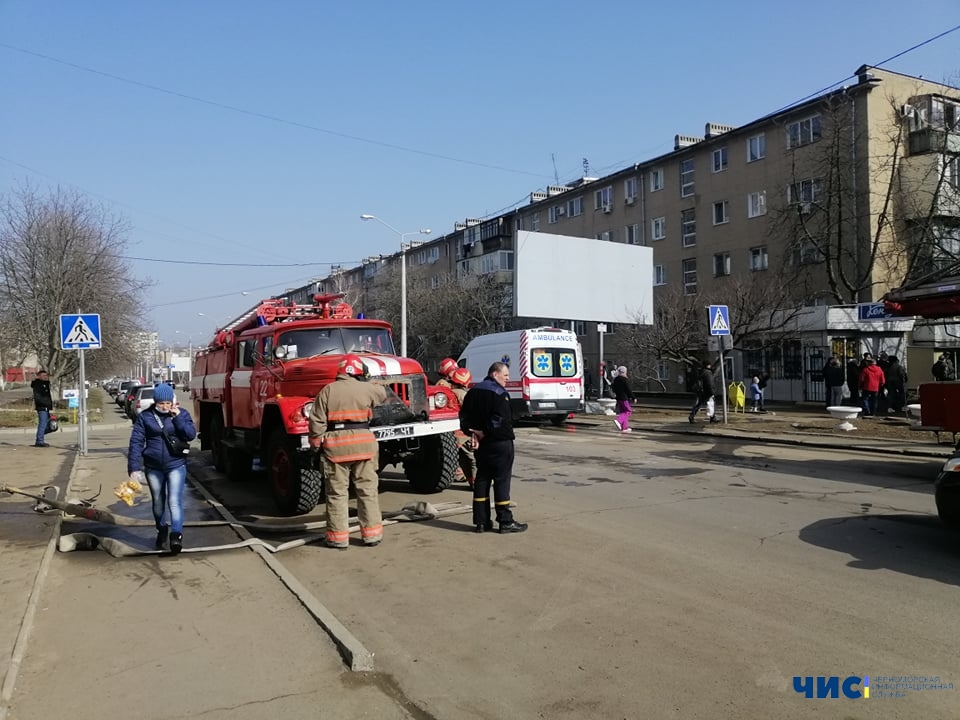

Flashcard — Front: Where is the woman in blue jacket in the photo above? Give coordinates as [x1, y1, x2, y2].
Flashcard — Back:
[127, 383, 197, 554]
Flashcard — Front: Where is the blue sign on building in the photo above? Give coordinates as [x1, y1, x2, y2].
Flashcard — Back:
[857, 303, 895, 322]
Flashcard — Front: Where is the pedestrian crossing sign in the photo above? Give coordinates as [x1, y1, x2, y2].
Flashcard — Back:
[708, 305, 731, 336]
[60, 313, 102, 350]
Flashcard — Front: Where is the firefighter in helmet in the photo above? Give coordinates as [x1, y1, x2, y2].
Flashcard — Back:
[437, 357, 458, 388]
[308, 354, 388, 549]
[449, 367, 477, 486]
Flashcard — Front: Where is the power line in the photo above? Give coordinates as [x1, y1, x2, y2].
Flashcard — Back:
[120, 255, 355, 268]
[152, 274, 323, 308]
[0, 42, 551, 180]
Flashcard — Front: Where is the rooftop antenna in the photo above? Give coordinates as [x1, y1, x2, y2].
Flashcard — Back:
[582, 157, 590, 177]
[551, 153, 559, 185]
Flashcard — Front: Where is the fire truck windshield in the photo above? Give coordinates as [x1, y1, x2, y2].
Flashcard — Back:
[276, 327, 395, 359]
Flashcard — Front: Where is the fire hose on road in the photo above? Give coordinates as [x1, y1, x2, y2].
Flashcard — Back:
[0, 484, 471, 558]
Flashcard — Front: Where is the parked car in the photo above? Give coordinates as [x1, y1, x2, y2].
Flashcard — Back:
[129, 385, 156, 419]
[116, 380, 135, 406]
[123, 384, 151, 417]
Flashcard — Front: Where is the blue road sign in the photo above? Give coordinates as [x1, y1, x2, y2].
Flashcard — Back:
[708, 305, 731, 336]
[60, 314, 102, 350]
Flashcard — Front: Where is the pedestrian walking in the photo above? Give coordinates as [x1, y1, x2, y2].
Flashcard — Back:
[749, 376, 763, 412]
[688, 361, 718, 424]
[932, 354, 955, 381]
[822, 356, 846, 407]
[459, 361, 528, 534]
[612, 365, 633, 433]
[884, 355, 908, 413]
[846, 358, 861, 405]
[859, 358, 886, 417]
[30, 369, 53, 448]
[308, 355, 388, 549]
[449, 367, 477, 486]
[127, 383, 197, 554]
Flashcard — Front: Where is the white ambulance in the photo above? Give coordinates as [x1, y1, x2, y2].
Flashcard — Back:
[458, 327, 584, 425]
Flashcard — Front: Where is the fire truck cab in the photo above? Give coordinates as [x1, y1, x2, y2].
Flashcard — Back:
[191, 294, 461, 515]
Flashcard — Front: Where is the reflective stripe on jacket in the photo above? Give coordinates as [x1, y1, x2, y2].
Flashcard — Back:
[308, 374, 387, 463]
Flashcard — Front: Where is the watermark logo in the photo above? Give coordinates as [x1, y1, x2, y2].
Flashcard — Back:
[793, 675, 952, 699]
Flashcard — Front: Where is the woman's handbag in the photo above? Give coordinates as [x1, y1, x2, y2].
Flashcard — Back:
[841, 382, 851, 399]
[46, 415, 59, 433]
[154, 413, 189, 455]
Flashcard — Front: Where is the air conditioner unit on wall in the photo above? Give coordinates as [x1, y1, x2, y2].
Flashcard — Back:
[799, 202, 812, 215]
[602, 204, 612, 214]
[625, 196, 636, 205]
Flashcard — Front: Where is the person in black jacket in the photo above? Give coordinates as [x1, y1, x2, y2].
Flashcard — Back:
[612, 366, 634, 432]
[688, 361, 718, 424]
[459, 362, 527, 534]
[822, 356, 846, 408]
[30, 370, 53, 448]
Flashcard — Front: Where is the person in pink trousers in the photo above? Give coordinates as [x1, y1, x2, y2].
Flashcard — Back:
[612, 366, 633, 433]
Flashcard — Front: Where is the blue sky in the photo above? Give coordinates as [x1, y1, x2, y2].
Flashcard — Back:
[1, 1, 958, 346]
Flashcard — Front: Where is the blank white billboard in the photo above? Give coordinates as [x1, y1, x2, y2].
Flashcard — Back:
[514, 230, 653, 324]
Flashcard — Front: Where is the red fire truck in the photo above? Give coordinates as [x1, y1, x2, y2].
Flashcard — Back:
[884, 273, 960, 526]
[190, 294, 461, 515]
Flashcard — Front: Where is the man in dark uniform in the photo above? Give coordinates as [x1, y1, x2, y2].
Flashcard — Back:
[459, 361, 528, 534]
[308, 354, 388, 549]
[31, 369, 53, 447]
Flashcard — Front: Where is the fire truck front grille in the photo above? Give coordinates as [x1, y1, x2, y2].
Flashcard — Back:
[370, 374, 429, 425]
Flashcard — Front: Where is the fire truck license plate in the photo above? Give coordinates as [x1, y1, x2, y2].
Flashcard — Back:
[374, 426, 415, 440]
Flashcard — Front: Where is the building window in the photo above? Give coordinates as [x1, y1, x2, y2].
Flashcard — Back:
[680, 159, 695, 197]
[624, 177, 638, 202]
[749, 246, 768, 271]
[712, 201, 730, 225]
[625, 223, 641, 245]
[682, 258, 698, 295]
[787, 115, 822, 148]
[944, 155, 960, 189]
[681, 209, 696, 247]
[655, 359, 670, 381]
[548, 205, 563, 224]
[594, 186, 613, 210]
[567, 196, 583, 217]
[430, 275, 442, 290]
[713, 252, 731, 277]
[479, 250, 514, 274]
[787, 178, 823, 205]
[650, 167, 664, 192]
[532, 212, 540, 231]
[792, 239, 824, 265]
[748, 191, 767, 218]
[654, 264, 666, 285]
[747, 133, 766, 162]
[651, 217, 666, 241]
[712, 147, 728, 173]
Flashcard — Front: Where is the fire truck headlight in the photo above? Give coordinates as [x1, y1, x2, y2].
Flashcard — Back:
[433, 392, 448, 409]
[301, 402, 314, 419]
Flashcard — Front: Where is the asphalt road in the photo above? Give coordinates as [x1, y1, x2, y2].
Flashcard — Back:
[189, 423, 960, 719]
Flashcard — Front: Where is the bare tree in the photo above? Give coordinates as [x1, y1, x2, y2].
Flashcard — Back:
[0, 184, 151, 386]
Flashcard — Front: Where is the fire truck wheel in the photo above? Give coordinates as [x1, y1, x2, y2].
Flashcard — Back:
[208, 414, 228, 473]
[404, 432, 458, 493]
[935, 485, 960, 529]
[267, 429, 323, 515]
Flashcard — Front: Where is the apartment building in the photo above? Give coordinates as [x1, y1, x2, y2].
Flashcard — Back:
[303, 65, 959, 398]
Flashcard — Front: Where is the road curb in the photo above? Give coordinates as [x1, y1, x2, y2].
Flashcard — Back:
[186, 468, 376, 672]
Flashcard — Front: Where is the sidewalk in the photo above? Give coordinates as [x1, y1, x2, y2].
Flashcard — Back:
[0, 425, 411, 720]
[0, 405, 949, 718]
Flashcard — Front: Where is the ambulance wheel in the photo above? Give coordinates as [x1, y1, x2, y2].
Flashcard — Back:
[405, 433, 458, 493]
[267, 430, 323, 515]
[208, 415, 227, 473]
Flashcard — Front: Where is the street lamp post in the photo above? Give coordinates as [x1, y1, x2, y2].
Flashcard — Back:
[360, 214, 431, 357]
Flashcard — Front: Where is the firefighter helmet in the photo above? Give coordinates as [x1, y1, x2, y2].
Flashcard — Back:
[338, 354, 367, 377]
[451, 368, 472, 387]
[439, 358, 458, 377]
